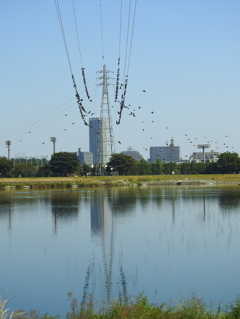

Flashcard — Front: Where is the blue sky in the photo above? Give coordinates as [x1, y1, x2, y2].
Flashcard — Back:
[1, 1, 240, 160]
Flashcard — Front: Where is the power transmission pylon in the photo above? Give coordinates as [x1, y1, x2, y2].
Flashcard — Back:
[96, 64, 115, 174]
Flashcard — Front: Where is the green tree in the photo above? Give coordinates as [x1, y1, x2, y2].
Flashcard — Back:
[107, 153, 137, 175]
[82, 163, 92, 176]
[190, 162, 206, 174]
[49, 152, 80, 176]
[36, 164, 51, 177]
[137, 159, 151, 175]
[12, 163, 36, 177]
[151, 159, 163, 175]
[180, 162, 191, 174]
[205, 161, 219, 174]
[0, 157, 13, 177]
[217, 152, 240, 174]
[163, 162, 179, 175]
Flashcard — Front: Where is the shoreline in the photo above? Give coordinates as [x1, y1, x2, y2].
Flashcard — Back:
[0, 174, 240, 190]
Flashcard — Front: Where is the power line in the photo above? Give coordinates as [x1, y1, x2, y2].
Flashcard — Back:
[71, 0, 83, 67]
[54, 0, 73, 75]
[114, 0, 122, 103]
[126, 0, 138, 75]
[116, 0, 138, 125]
[72, 0, 91, 101]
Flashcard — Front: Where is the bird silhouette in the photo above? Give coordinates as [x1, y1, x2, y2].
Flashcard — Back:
[142, 90, 146, 92]
[118, 141, 121, 144]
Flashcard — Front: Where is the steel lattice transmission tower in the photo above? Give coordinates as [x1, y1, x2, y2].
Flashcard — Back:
[96, 64, 115, 168]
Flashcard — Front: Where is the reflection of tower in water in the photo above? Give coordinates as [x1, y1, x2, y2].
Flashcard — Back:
[90, 193, 115, 302]
[81, 191, 127, 305]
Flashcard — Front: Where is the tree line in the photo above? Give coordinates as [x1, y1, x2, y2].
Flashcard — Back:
[0, 151, 240, 178]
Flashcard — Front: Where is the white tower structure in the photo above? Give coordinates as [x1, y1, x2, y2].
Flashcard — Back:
[96, 64, 115, 169]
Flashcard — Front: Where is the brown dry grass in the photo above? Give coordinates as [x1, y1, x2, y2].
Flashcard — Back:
[0, 174, 240, 185]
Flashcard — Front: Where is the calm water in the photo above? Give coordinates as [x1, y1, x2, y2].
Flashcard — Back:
[0, 186, 240, 316]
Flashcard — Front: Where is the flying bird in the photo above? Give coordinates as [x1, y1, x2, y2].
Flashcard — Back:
[142, 90, 146, 92]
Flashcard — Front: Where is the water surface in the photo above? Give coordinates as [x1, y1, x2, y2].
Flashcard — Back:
[0, 186, 240, 316]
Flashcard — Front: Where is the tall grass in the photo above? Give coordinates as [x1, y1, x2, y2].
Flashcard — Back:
[3, 294, 240, 319]
[0, 298, 24, 319]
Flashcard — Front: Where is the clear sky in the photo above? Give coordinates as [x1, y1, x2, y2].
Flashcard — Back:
[1, 1, 240, 161]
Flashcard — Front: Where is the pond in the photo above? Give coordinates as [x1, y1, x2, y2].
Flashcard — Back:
[0, 185, 240, 317]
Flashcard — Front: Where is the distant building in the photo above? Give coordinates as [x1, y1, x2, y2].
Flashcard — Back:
[89, 118, 101, 165]
[89, 117, 111, 165]
[189, 150, 219, 163]
[78, 148, 93, 166]
[121, 147, 143, 161]
[150, 139, 180, 163]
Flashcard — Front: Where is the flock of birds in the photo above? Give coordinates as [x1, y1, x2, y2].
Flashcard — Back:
[10, 88, 236, 159]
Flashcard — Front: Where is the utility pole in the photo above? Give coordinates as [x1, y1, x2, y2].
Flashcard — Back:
[5, 140, 11, 160]
[96, 64, 115, 174]
[50, 137, 57, 154]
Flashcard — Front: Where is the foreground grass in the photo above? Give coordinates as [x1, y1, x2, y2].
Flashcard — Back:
[2, 294, 240, 319]
[0, 174, 240, 190]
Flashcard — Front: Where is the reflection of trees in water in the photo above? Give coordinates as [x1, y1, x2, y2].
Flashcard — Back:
[0, 191, 40, 231]
[51, 191, 82, 233]
[110, 188, 139, 216]
[219, 189, 240, 212]
[110, 187, 164, 216]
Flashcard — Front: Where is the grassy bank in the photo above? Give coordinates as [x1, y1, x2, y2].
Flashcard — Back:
[1, 294, 240, 319]
[0, 174, 240, 190]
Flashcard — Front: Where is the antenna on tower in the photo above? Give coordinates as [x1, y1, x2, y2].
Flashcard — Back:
[96, 64, 115, 174]
[50, 137, 57, 154]
[5, 140, 11, 160]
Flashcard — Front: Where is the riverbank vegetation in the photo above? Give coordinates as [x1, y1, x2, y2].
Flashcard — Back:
[1, 294, 240, 319]
[1, 152, 240, 181]
[0, 174, 240, 190]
